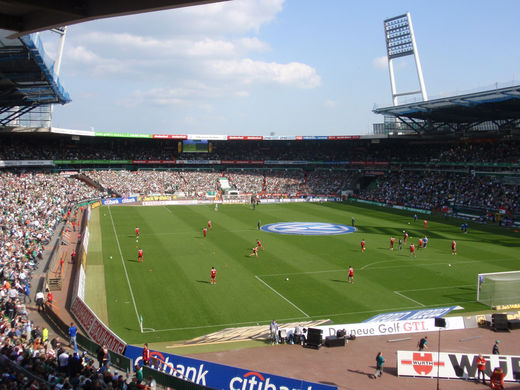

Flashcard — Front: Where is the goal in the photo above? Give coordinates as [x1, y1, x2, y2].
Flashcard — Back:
[477, 271, 520, 307]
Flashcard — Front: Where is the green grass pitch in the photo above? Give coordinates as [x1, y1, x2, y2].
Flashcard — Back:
[91, 202, 520, 344]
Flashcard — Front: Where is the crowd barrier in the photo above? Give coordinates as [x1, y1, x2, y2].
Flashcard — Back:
[142, 366, 210, 390]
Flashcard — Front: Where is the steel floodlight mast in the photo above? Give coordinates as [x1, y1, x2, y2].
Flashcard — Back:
[384, 12, 428, 106]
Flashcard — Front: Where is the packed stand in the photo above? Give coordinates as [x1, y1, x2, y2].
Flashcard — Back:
[1, 134, 519, 165]
[0, 330, 148, 390]
[0, 172, 105, 295]
[0, 171, 116, 389]
[355, 171, 520, 216]
[261, 170, 304, 195]
[84, 170, 222, 197]
[226, 170, 264, 193]
[303, 169, 357, 195]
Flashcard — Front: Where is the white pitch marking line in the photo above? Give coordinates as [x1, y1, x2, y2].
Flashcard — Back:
[393, 290, 425, 307]
[260, 269, 345, 277]
[141, 316, 307, 333]
[398, 284, 474, 293]
[143, 299, 481, 333]
[117, 228, 255, 237]
[108, 206, 142, 330]
[360, 260, 395, 270]
[255, 275, 310, 318]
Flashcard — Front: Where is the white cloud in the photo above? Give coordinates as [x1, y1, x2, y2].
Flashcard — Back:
[187, 38, 236, 57]
[75, 31, 269, 59]
[67, 45, 100, 63]
[236, 37, 270, 53]
[176, 0, 285, 34]
[65, 45, 127, 75]
[372, 56, 388, 70]
[120, 80, 230, 107]
[209, 59, 321, 88]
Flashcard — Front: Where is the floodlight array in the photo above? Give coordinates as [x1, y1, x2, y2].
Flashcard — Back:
[382, 12, 428, 105]
[384, 15, 414, 59]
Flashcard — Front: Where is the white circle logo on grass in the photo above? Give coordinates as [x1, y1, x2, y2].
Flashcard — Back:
[261, 222, 355, 235]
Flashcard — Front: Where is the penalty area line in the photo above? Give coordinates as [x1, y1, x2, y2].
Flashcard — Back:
[393, 290, 425, 307]
[255, 275, 310, 318]
[259, 269, 345, 277]
[140, 316, 307, 333]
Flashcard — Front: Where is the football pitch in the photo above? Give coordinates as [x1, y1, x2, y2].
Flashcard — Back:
[86, 202, 520, 344]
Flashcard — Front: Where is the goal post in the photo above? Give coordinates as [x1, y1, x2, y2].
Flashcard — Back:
[477, 270, 520, 308]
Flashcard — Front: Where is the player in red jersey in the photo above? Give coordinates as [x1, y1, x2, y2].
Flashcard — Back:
[409, 244, 416, 257]
[418, 238, 423, 249]
[361, 239, 366, 253]
[208, 220, 212, 230]
[404, 232, 409, 244]
[203, 227, 207, 238]
[347, 265, 354, 283]
[210, 266, 216, 284]
[451, 240, 456, 255]
[249, 246, 259, 257]
[390, 237, 395, 250]
[142, 343, 150, 366]
[424, 220, 428, 229]
[138, 248, 143, 263]
[135, 227, 140, 238]
[256, 239, 264, 250]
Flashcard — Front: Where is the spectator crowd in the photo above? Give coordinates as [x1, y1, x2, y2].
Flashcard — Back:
[1, 135, 519, 165]
[0, 172, 120, 390]
[82, 169, 357, 198]
[354, 171, 519, 217]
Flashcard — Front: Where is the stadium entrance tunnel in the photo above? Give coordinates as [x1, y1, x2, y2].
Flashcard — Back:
[261, 222, 356, 236]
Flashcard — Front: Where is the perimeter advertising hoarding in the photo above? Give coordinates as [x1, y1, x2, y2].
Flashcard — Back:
[102, 197, 138, 205]
[227, 135, 264, 140]
[0, 160, 53, 167]
[305, 317, 465, 338]
[70, 297, 126, 354]
[125, 345, 337, 390]
[397, 351, 520, 382]
[363, 307, 458, 323]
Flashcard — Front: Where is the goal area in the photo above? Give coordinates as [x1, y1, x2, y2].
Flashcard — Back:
[477, 270, 520, 307]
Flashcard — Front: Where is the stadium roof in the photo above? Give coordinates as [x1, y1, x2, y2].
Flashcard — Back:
[374, 85, 520, 124]
[0, 1, 228, 37]
[0, 30, 71, 125]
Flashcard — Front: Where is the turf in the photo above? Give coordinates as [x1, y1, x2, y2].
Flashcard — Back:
[92, 202, 520, 344]
[84, 207, 109, 325]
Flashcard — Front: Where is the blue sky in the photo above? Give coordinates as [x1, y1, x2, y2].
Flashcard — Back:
[45, 0, 520, 136]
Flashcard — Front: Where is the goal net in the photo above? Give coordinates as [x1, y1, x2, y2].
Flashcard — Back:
[477, 270, 520, 307]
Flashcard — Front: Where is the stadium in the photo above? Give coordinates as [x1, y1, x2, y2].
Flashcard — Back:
[0, 2, 519, 390]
